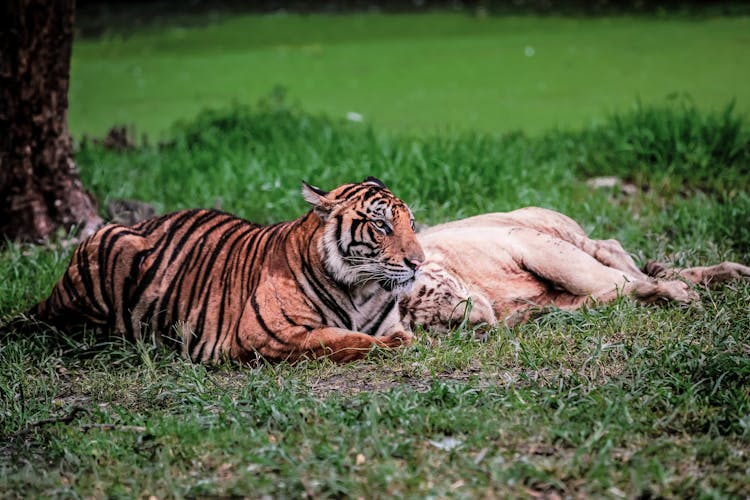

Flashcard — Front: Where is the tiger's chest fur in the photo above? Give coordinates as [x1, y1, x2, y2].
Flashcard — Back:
[308, 281, 401, 335]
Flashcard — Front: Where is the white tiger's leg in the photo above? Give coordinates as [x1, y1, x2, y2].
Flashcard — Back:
[510, 229, 699, 305]
[500, 208, 647, 278]
[645, 261, 750, 286]
[577, 237, 648, 279]
[590, 278, 698, 305]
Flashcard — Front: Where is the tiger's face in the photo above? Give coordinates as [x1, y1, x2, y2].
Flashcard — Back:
[303, 177, 425, 292]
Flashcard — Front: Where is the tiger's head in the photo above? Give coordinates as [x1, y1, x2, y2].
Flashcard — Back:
[302, 177, 425, 292]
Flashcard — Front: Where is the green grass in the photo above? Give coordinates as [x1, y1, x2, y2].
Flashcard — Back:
[2, 100, 750, 497]
[70, 12, 750, 139]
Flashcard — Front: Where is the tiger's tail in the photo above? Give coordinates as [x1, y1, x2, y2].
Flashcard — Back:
[0, 304, 61, 342]
[1, 284, 110, 345]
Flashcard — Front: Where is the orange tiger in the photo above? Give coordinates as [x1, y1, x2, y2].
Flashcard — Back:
[31, 177, 425, 363]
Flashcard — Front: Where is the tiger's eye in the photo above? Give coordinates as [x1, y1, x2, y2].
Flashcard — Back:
[371, 219, 391, 234]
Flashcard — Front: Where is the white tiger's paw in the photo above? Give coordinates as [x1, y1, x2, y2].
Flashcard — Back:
[661, 280, 699, 304]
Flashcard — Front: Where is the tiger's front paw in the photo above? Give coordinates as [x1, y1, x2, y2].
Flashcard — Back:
[379, 329, 413, 348]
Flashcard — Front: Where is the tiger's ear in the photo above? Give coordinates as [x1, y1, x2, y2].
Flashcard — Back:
[302, 181, 335, 220]
[363, 176, 387, 189]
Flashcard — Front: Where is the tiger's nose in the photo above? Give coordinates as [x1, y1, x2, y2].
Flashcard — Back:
[404, 257, 423, 271]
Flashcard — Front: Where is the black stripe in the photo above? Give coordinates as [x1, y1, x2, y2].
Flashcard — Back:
[207, 275, 232, 361]
[299, 240, 352, 329]
[365, 224, 377, 242]
[249, 292, 288, 346]
[122, 248, 160, 339]
[234, 225, 275, 315]
[190, 282, 216, 361]
[183, 218, 260, 358]
[347, 218, 365, 254]
[164, 210, 228, 265]
[133, 212, 170, 232]
[284, 243, 327, 323]
[60, 267, 84, 308]
[123, 211, 202, 339]
[74, 240, 101, 312]
[199, 221, 248, 357]
[139, 299, 158, 338]
[129, 210, 207, 306]
[157, 237, 203, 334]
[365, 298, 396, 336]
[237, 231, 262, 292]
[85, 229, 111, 315]
[220, 225, 254, 284]
[336, 184, 362, 199]
[334, 214, 346, 255]
[349, 242, 377, 257]
[135, 211, 231, 312]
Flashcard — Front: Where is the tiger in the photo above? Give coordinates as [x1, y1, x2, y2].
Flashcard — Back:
[401, 207, 750, 332]
[30, 177, 425, 364]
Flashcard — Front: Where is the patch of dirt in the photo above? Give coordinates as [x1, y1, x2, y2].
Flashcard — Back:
[302, 362, 574, 399]
[307, 369, 432, 398]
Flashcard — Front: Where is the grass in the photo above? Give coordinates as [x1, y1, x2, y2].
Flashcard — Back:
[69, 12, 750, 138]
[1, 99, 749, 497]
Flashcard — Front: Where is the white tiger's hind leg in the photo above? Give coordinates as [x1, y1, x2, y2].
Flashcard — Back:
[576, 237, 649, 279]
[591, 278, 698, 305]
[510, 229, 699, 306]
[645, 261, 750, 286]
[503, 208, 648, 279]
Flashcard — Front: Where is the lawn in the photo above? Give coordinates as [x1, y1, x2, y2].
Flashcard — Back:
[3, 7, 750, 498]
[69, 12, 750, 138]
[2, 98, 749, 496]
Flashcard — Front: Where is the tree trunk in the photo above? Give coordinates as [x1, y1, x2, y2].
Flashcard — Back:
[0, 0, 102, 243]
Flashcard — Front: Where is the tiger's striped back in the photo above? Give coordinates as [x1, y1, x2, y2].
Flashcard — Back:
[33, 178, 424, 364]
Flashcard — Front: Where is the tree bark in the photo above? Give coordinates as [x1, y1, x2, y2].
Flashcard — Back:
[0, 0, 102, 243]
